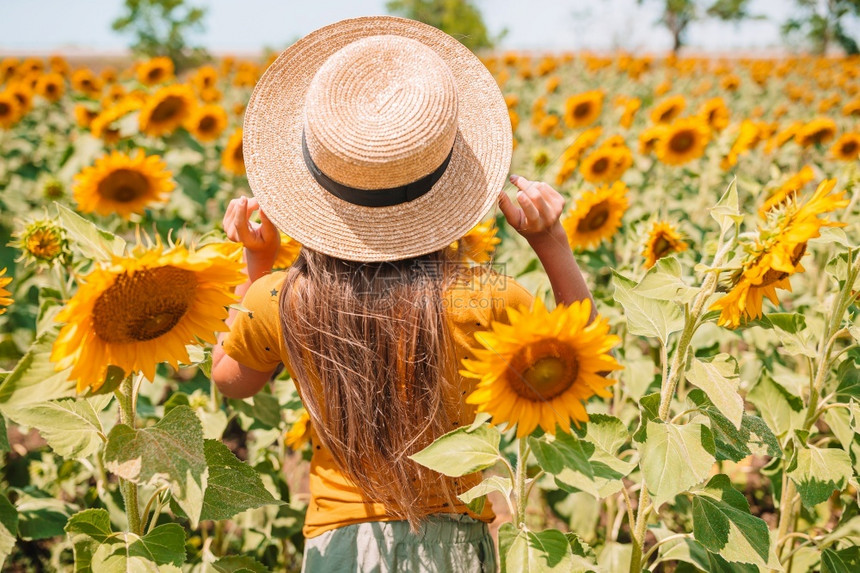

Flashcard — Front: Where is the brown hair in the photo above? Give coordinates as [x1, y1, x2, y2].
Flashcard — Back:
[279, 246, 467, 531]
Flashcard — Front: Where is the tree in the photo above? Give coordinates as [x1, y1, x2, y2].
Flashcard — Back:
[112, 0, 209, 71]
[385, 0, 504, 52]
[782, 0, 860, 55]
[640, 0, 756, 53]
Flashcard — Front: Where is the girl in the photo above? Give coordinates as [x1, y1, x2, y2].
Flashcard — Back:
[212, 16, 596, 573]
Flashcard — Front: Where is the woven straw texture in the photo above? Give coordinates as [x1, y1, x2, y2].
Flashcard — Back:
[243, 16, 512, 262]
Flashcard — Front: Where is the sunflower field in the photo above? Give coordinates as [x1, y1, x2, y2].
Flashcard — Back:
[0, 49, 858, 572]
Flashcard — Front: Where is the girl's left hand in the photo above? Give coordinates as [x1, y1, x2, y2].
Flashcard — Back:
[223, 195, 280, 280]
[499, 175, 566, 244]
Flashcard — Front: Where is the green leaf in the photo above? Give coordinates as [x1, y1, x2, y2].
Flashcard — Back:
[634, 257, 699, 304]
[4, 396, 110, 458]
[0, 493, 18, 570]
[55, 203, 126, 260]
[457, 475, 512, 505]
[65, 508, 114, 573]
[633, 392, 661, 442]
[688, 389, 781, 461]
[835, 359, 860, 402]
[409, 423, 501, 477]
[749, 312, 807, 334]
[612, 271, 684, 344]
[0, 413, 8, 453]
[505, 528, 592, 572]
[788, 444, 852, 508]
[16, 493, 77, 540]
[104, 406, 207, 528]
[746, 377, 804, 439]
[89, 524, 185, 572]
[821, 547, 860, 573]
[498, 523, 518, 573]
[692, 474, 777, 568]
[228, 392, 281, 430]
[200, 440, 283, 521]
[211, 555, 269, 573]
[530, 433, 594, 480]
[710, 178, 743, 232]
[0, 329, 75, 409]
[686, 355, 743, 430]
[638, 421, 716, 508]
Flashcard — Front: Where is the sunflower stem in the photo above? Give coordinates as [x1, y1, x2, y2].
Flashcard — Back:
[115, 375, 142, 535]
[515, 436, 529, 530]
[628, 482, 651, 572]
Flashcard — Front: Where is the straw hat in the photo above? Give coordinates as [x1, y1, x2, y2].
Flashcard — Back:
[243, 16, 512, 262]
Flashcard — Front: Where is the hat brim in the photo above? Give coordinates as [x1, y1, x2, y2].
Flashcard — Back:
[243, 16, 512, 262]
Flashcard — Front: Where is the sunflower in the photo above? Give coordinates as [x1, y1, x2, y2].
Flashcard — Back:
[450, 221, 501, 264]
[619, 97, 640, 129]
[463, 297, 622, 437]
[13, 219, 70, 267]
[6, 82, 32, 116]
[698, 97, 730, 132]
[0, 268, 12, 316]
[136, 57, 174, 86]
[711, 179, 848, 328]
[721, 120, 761, 170]
[0, 91, 21, 128]
[70, 69, 102, 98]
[0, 57, 17, 82]
[90, 97, 143, 141]
[100, 67, 118, 84]
[655, 117, 710, 166]
[765, 121, 802, 153]
[138, 84, 196, 137]
[100, 84, 127, 108]
[35, 72, 65, 102]
[638, 125, 665, 155]
[650, 94, 686, 124]
[759, 166, 815, 217]
[199, 87, 222, 103]
[720, 74, 740, 91]
[555, 128, 603, 186]
[795, 118, 837, 147]
[642, 221, 688, 268]
[564, 90, 604, 128]
[74, 103, 99, 129]
[579, 146, 631, 184]
[563, 182, 629, 249]
[191, 65, 218, 92]
[51, 243, 246, 391]
[843, 98, 860, 117]
[222, 129, 246, 176]
[285, 410, 313, 450]
[273, 234, 303, 269]
[830, 133, 860, 161]
[185, 104, 228, 142]
[73, 150, 175, 219]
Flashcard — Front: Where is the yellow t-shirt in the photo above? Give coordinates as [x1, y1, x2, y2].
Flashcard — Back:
[222, 266, 535, 539]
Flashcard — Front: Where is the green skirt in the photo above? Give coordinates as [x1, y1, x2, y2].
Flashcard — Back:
[301, 514, 497, 573]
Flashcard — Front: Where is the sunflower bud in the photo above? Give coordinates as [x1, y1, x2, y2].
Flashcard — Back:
[13, 219, 71, 267]
[42, 178, 65, 200]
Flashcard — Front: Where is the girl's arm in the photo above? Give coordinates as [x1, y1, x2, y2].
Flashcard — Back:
[211, 196, 280, 399]
[498, 175, 597, 322]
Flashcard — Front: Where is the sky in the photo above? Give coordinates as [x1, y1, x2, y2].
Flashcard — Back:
[0, 0, 818, 54]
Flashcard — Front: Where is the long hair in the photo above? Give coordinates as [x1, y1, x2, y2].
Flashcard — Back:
[278, 246, 466, 531]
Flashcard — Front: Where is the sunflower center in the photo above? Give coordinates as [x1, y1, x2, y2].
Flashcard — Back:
[577, 200, 610, 232]
[573, 102, 592, 118]
[809, 128, 833, 144]
[591, 157, 609, 174]
[0, 102, 9, 116]
[652, 234, 674, 259]
[669, 130, 694, 153]
[97, 168, 150, 203]
[841, 141, 858, 155]
[92, 266, 198, 344]
[507, 339, 579, 401]
[199, 115, 217, 132]
[232, 143, 243, 163]
[148, 69, 164, 83]
[760, 243, 807, 286]
[27, 230, 62, 259]
[150, 95, 184, 122]
[658, 106, 678, 122]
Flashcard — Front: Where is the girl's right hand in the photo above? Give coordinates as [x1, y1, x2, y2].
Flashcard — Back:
[498, 174, 567, 244]
[223, 195, 280, 280]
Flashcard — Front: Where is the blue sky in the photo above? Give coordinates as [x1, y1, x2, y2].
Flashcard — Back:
[0, 0, 804, 53]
